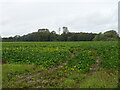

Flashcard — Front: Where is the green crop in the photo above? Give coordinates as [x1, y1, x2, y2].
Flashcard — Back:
[2, 41, 119, 88]
[2, 41, 119, 71]
[67, 50, 95, 72]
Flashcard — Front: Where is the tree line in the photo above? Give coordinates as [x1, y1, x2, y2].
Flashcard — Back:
[2, 27, 119, 42]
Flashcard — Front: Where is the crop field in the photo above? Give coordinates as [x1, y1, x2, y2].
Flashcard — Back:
[2, 41, 119, 88]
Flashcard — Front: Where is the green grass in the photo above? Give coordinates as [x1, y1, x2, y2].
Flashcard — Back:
[2, 64, 118, 88]
[2, 64, 45, 88]
[2, 64, 85, 88]
[80, 70, 118, 88]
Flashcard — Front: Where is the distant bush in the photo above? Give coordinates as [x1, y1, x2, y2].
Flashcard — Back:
[93, 30, 119, 41]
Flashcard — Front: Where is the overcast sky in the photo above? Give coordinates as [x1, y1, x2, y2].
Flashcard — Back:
[0, 0, 119, 37]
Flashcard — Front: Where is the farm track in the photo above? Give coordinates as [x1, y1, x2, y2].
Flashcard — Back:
[14, 51, 102, 88]
[16, 52, 76, 85]
[79, 56, 102, 86]
[8, 50, 102, 88]
[27, 53, 102, 88]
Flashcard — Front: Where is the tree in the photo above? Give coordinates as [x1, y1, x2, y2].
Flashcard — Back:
[38, 29, 50, 33]
[93, 30, 119, 41]
[50, 31, 57, 41]
[93, 33, 103, 41]
[2, 29, 119, 42]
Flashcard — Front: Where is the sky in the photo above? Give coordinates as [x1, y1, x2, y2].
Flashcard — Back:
[0, 0, 119, 37]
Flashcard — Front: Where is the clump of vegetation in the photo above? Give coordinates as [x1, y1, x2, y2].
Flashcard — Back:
[93, 30, 119, 41]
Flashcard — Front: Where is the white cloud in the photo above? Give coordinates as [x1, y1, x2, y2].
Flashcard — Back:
[0, 0, 119, 37]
